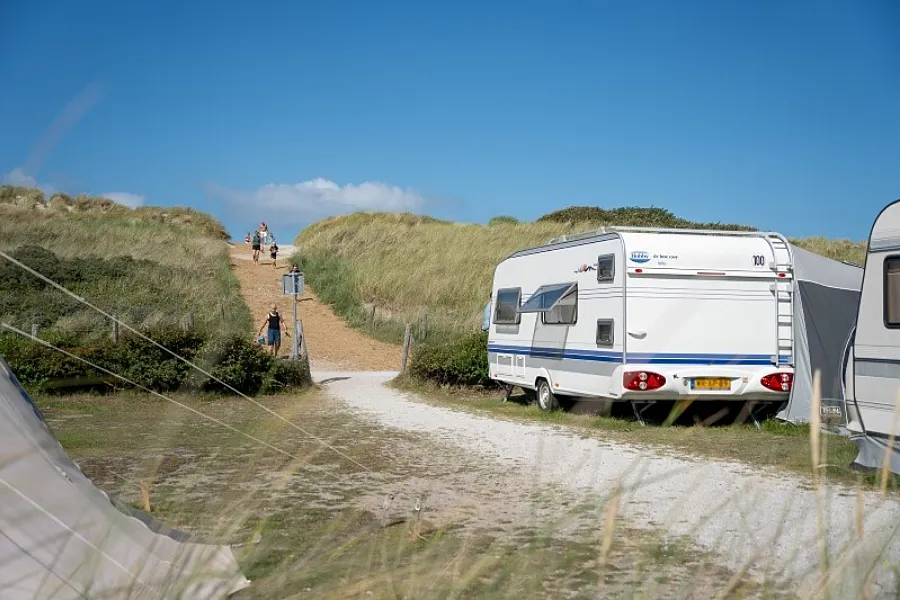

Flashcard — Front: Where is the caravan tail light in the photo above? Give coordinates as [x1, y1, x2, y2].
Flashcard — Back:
[761, 372, 793, 393]
[623, 371, 666, 391]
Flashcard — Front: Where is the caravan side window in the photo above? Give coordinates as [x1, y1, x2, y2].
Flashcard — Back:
[542, 285, 578, 325]
[494, 288, 522, 325]
[596, 319, 614, 347]
[884, 257, 900, 328]
[597, 254, 615, 283]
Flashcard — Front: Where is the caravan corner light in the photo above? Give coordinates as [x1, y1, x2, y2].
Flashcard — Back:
[623, 371, 666, 391]
[760, 372, 793, 392]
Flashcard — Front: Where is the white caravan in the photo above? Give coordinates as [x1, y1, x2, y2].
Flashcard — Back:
[844, 199, 900, 475]
[487, 226, 861, 417]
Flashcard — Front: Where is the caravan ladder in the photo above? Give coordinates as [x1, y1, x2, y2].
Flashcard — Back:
[767, 236, 794, 367]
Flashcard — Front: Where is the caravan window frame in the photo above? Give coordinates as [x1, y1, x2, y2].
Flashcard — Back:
[883, 256, 900, 328]
[541, 284, 578, 325]
[597, 254, 615, 283]
[494, 287, 522, 325]
[596, 319, 614, 347]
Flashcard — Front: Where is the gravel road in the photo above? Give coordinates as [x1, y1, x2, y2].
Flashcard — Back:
[315, 370, 900, 599]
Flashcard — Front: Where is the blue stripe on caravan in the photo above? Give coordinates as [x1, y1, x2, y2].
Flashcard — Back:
[487, 344, 791, 366]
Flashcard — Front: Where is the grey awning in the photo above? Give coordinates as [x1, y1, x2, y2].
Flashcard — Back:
[518, 282, 577, 313]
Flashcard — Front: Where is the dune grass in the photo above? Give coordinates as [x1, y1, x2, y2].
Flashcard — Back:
[0, 203, 250, 340]
[294, 212, 868, 341]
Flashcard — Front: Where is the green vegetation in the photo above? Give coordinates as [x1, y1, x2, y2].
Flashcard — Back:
[0, 185, 309, 395]
[536, 205, 755, 230]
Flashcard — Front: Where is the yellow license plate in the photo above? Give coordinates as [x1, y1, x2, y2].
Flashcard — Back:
[692, 378, 731, 390]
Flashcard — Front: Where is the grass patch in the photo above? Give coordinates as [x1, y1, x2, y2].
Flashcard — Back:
[390, 377, 900, 492]
[37, 389, 793, 599]
[0, 201, 249, 339]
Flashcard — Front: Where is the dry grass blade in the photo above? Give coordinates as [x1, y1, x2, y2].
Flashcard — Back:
[596, 485, 622, 591]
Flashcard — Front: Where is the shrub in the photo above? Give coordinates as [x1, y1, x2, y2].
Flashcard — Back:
[408, 332, 497, 387]
[261, 359, 312, 394]
[536, 206, 756, 231]
[195, 335, 275, 395]
[488, 215, 519, 226]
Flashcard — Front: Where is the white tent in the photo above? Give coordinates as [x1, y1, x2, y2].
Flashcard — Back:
[773, 244, 863, 424]
[0, 357, 251, 599]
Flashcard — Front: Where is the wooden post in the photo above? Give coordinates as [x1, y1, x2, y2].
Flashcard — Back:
[420, 313, 428, 342]
[31, 323, 38, 339]
[184, 312, 195, 331]
[367, 305, 376, 332]
[112, 315, 119, 344]
[298, 320, 308, 358]
[400, 323, 412, 372]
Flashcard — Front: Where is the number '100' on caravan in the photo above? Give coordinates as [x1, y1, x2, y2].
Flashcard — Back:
[486, 226, 863, 417]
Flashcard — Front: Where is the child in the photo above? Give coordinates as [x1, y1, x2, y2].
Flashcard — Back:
[244, 232, 251, 246]
[269, 241, 279, 267]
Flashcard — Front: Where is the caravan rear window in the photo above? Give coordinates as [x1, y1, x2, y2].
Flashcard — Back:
[494, 288, 521, 324]
[885, 258, 900, 327]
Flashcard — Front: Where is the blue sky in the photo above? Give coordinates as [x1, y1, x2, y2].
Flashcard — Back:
[1, 0, 897, 241]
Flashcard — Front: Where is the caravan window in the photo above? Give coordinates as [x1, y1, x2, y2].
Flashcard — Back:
[596, 319, 614, 347]
[885, 258, 900, 327]
[597, 254, 615, 282]
[542, 285, 578, 325]
[494, 288, 521, 324]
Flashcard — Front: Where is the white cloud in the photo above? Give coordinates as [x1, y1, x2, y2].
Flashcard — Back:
[3, 167, 56, 195]
[4, 167, 38, 187]
[102, 192, 145, 208]
[208, 178, 426, 224]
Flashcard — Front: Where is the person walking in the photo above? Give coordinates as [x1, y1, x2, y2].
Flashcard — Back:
[251, 230, 261, 264]
[257, 304, 289, 356]
[259, 222, 269, 248]
[269, 240, 279, 268]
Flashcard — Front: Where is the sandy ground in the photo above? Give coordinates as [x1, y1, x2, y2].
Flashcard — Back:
[228, 243, 402, 371]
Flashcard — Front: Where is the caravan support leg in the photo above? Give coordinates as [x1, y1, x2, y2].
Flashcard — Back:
[630, 401, 655, 426]
[747, 402, 764, 431]
[502, 384, 513, 402]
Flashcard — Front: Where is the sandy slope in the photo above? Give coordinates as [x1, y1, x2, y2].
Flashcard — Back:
[228, 243, 402, 371]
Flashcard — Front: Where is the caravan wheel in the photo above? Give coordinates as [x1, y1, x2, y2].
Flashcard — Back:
[536, 379, 559, 412]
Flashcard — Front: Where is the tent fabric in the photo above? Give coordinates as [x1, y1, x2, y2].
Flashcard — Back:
[850, 433, 900, 474]
[0, 357, 251, 599]
[776, 245, 863, 423]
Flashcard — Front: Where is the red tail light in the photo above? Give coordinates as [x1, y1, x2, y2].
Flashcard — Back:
[761, 372, 793, 392]
[623, 371, 666, 391]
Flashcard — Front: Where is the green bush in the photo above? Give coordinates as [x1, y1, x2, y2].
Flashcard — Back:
[488, 215, 520, 226]
[537, 206, 756, 231]
[408, 332, 497, 387]
[262, 359, 312, 394]
[195, 335, 276, 395]
[0, 330, 310, 396]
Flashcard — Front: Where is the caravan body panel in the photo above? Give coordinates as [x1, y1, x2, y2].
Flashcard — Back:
[487, 229, 795, 403]
[853, 200, 900, 438]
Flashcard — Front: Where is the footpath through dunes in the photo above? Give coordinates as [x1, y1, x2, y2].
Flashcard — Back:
[228, 243, 402, 371]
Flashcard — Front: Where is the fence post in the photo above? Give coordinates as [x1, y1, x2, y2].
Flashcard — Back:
[298, 320, 308, 357]
[367, 304, 376, 332]
[31, 323, 38, 339]
[401, 323, 412, 372]
[184, 313, 194, 331]
[112, 315, 119, 344]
